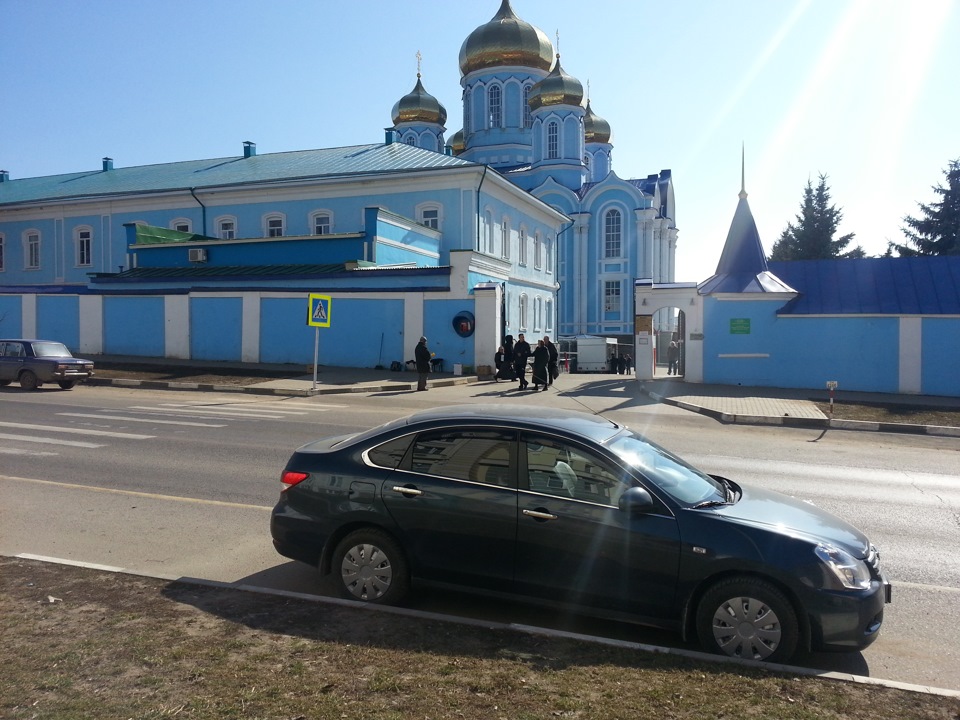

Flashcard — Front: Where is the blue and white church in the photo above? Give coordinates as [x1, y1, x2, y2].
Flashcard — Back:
[0, 0, 676, 373]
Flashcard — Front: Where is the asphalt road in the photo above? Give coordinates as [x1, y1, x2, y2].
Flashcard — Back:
[1, 380, 958, 691]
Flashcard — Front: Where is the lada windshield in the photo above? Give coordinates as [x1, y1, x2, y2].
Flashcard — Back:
[32, 342, 73, 358]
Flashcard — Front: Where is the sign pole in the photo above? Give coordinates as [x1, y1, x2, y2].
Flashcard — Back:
[313, 326, 320, 391]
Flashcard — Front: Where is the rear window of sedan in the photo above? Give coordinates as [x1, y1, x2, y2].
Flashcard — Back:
[31, 342, 73, 358]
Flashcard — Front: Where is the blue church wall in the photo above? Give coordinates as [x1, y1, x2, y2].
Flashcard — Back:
[103, 296, 165, 356]
[36, 295, 79, 349]
[703, 298, 900, 392]
[0, 294, 23, 336]
[921, 318, 960, 396]
[134, 236, 369, 269]
[190, 297, 242, 361]
[423, 298, 476, 369]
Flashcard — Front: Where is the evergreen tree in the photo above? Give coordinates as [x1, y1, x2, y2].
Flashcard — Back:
[888, 159, 960, 256]
[769, 174, 864, 261]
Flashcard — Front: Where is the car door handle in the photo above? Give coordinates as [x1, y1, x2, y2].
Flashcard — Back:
[522, 509, 557, 521]
[391, 485, 423, 497]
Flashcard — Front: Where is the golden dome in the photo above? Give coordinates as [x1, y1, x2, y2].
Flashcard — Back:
[459, 0, 554, 76]
[447, 129, 465, 155]
[583, 101, 612, 144]
[392, 75, 447, 126]
[527, 56, 584, 111]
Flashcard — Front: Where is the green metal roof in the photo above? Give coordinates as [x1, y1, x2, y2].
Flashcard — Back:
[0, 144, 476, 206]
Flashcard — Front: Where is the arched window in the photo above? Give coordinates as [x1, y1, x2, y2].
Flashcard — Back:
[501, 218, 510, 259]
[484, 210, 494, 253]
[518, 227, 528, 265]
[547, 121, 559, 159]
[23, 230, 40, 269]
[488, 85, 502, 128]
[216, 216, 237, 240]
[74, 226, 93, 267]
[522, 84, 532, 128]
[311, 211, 333, 235]
[545, 299, 554, 331]
[405, 136, 417, 146]
[604, 209, 622, 257]
[545, 236, 554, 273]
[534, 231, 542, 269]
[417, 203, 441, 230]
[263, 213, 285, 238]
[534, 296, 542, 331]
[519, 293, 529, 330]
[170, 218, 192, 233]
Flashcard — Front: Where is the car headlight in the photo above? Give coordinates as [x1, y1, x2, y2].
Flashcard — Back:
[815, 544, 871, 590]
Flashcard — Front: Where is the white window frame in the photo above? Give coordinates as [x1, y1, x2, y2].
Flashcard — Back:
[170, 218, 192, 234]
[311, 210, 334, 235]
[24, 230, 40, 269]
[534, 296, 542, 332]
[534, 231, 542, 270]
[604, 280, 621, 313]
[522, 84, 532, 129]
[501, 218, 510, 259]
[484, 209, 494, 254]
[545, 299, 554, 331]
[545, 236, 554, 274]
[75, 226, 93, 267]
[604, 208, 622, 258]
[518, 227, 528, 266]
[547, 121, 559, 159]
[264, 213, 286, 238]
[216, 216, 237, 240]
[519, 293, 529, 330]
[488, 84, 502, 129]
[416, 204, 441, 231]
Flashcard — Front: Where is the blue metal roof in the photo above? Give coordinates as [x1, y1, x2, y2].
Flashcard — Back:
[770, 257, 960, 315]
[0, 144, 475, 206]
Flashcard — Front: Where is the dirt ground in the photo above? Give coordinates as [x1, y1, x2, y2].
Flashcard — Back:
[3, 557, 958, 720]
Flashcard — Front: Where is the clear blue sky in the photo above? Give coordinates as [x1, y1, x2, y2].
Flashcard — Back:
[2, 0, 956, 282]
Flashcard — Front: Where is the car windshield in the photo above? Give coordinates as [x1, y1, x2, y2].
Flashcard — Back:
[32, 342, 73, 358]
[606, 429, 725, 506]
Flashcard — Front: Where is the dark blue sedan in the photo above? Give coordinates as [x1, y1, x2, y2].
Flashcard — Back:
[271, 404, 890, 663]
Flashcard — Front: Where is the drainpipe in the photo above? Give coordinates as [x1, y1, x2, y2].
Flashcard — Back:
[475, 165, 488, 251]
[189, 187, 207, 236]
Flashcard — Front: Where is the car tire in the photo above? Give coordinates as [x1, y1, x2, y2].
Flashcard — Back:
[696, 577, 799, 663]
[19, 370, 40, 391]
[58, 380, 77, 390]
[331, 528, 410, 605]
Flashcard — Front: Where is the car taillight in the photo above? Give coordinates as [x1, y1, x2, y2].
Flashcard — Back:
[281, 471, 309, 491]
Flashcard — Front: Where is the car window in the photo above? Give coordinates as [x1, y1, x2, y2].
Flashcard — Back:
[1, 342, 25, 358]
[32, 342, 72, 358]
[523, 433, 629, 506]
[366, 434, 415, 470]
[410, 428, 515, 488]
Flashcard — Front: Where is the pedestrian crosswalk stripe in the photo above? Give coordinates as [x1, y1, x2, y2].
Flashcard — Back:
[127, 405, 287, 420]
[59, 413, 226, 428]
[0, 433, 104, 448]
[0, 421, 153, 440]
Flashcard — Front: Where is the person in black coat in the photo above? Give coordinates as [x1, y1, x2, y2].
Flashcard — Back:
[544, 335, 559, 387]
[415, 336, 431, 391]
[494, 345, 504, 382]
[513, 333, 531, 390]
[531, 339, 549, 390]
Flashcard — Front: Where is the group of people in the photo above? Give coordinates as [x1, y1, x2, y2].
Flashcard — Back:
[610, 354, 633, 374]
[495, 334, 559, 392]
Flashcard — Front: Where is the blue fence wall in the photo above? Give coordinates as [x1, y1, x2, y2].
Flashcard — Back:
[190, 297, 243, 361]
[103, 296, 165, 356]
[37, 295, 79, 349]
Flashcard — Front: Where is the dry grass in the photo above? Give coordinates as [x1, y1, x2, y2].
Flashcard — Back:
[3, 557, 958, 720]
[815, 402, 960, 428]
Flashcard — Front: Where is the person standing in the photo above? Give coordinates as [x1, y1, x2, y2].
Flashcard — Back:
[513, 333, 531, 390]
[624, 354, 633, 374]
[544, 335, 559, 388]
[494, 345, 504, 382]
[415, 336, 431, 391]
[667, 340, 679, 376]
[531, 339, 550, 391]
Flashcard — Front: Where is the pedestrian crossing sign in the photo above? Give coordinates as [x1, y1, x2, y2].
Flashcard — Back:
[307, 294, 332, 327]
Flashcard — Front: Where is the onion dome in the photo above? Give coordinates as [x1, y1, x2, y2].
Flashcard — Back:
[391, 74, 447, 126]
[447, 129, 466, 155]
[459, 0, 554, 76]
[527, 55, 584, 111]
[583, 101, 612, 144]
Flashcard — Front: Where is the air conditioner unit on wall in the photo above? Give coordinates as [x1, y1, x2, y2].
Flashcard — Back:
[188, 248, 208, 263]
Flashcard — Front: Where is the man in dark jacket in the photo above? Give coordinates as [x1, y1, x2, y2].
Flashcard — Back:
[513, 333, 531, 390]
[544, 335, 559, 387]
[415, 336, 431, 391]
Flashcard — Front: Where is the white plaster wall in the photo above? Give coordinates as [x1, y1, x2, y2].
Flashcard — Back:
[21, 294, 36, 337]
[164, 295, 190, 359]
[899, 316, 922, 394]
[241, 293, 260, 363]
[78, 295, 103, 354]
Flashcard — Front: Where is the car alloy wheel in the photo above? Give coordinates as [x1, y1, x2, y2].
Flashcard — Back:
[19, 370, 39, 390]
[331, 529, 409, 605]
[696, 578, 798, 662]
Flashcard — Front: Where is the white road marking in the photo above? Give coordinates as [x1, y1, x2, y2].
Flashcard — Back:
[0, 421, 153, 439]
[0, 447, 59, 456]
[0, 433, 104, 448]
[58, 412, 226, 428]
[127, 405, 287, 419]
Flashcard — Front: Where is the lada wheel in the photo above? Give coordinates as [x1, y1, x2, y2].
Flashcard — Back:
[19, 370, 39, 390]
[696, 578, 798, 662]
[58, 380, 77, 390]
[331, 528, 409, 605]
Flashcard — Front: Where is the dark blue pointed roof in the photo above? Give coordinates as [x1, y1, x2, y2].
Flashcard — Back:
[699, 194, 795, 294]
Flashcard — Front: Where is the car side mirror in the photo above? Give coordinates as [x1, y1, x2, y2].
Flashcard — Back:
[619, 486, 654, 513]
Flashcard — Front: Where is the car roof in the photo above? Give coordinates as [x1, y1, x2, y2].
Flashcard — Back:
[391, 404, 624, 442]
